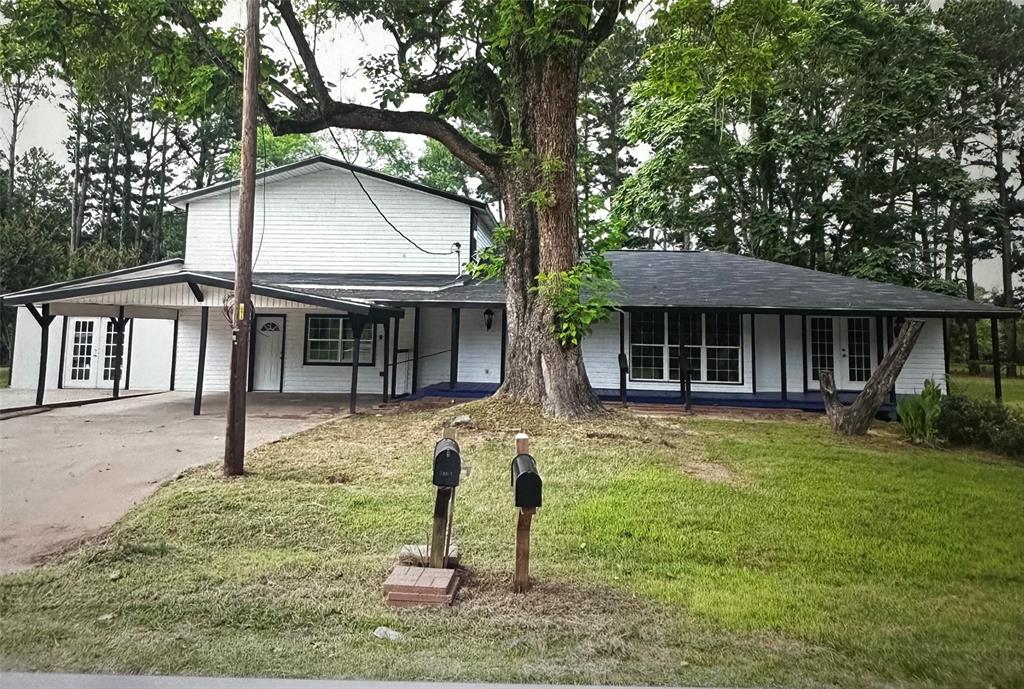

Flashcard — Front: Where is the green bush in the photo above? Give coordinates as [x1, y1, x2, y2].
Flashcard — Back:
[897, 379, 943, 445]
[937, 395, 1024, 460]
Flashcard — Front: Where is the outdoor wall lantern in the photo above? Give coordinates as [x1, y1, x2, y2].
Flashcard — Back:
[483, 308, 494, 331]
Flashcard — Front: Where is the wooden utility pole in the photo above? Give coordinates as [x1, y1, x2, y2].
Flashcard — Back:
[224, 0, 260, 477]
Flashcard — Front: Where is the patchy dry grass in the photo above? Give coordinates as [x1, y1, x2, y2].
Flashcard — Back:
[1, 400, 1022, 688]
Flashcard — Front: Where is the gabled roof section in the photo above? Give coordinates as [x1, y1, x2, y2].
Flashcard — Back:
[168, 155, 491, 211]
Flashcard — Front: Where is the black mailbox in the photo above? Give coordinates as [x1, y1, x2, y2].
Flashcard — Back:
[433, 438, 461, 487]
[617, 352, 629, 373]
[510, 453, 542, 508]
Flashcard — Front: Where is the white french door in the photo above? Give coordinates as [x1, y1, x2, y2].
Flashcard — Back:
[807, 316, 877, 390]
[63, 317, 117, 389]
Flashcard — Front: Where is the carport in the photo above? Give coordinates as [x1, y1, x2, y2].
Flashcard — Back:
[0, 259, 403, 414]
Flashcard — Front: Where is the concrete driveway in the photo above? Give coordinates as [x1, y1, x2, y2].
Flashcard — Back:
[0, 392, 358, 573]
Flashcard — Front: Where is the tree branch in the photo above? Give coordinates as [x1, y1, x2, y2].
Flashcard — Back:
[271, 0, 331, 107]
[273, 102, 503, 182]
[587, 0, 626, 51]
[169, 0, 279, 125]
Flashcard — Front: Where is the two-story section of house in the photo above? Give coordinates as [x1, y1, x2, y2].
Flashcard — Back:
[3, 156, 1016, 413]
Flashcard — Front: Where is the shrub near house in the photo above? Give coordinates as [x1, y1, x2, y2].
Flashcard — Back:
[898, 379, 1024, 459]
[938, 396, 1024, 460]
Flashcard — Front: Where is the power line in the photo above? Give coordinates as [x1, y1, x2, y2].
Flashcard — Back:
[327, 128, 462, 259]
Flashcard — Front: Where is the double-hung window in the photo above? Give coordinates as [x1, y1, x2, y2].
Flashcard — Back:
[630, 310, 742, 383]
[304, 315, 374, 365]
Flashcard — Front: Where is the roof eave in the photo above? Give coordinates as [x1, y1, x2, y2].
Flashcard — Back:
[1, 270, 402, 319]
[168, 155, 489, 210]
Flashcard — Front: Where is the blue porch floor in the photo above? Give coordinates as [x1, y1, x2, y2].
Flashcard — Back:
[409, 382, 895, 415]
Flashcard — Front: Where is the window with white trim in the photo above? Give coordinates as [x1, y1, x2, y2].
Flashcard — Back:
[305, 316, 374, 365]
[630, 311, 742, 383]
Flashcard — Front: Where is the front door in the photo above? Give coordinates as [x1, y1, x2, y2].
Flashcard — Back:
[64, 317, 117, 389]
[807, 316, 876, 390]
[252, 315, 284, 391]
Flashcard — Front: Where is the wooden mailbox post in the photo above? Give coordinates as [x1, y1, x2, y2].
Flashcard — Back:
[511, 433, 542, 593]
[430, 434, 460, 568]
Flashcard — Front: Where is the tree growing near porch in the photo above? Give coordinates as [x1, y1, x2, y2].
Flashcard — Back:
[819, 319, 926, 436]
[169, 0, 629, 417]
[3, 0, 632, 418]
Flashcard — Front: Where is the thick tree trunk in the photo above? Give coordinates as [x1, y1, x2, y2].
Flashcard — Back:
[994, 125, 1017, 377]
[819, 318, 925, 435]
[965, 227, 981, 374]
[493, 47, 603, 419]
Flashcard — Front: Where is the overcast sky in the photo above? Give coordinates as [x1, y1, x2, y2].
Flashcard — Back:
[0, 7, 1013, 292]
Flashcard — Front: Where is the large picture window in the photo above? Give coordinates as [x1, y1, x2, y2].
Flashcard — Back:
[630, 311, 742, 384]
[304, 315, 375, 365]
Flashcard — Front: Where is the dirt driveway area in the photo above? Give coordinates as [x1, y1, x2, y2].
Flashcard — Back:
[0, 392, 354, 573]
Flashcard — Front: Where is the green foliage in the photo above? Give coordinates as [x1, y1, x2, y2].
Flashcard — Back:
[534, 223, 624, 346]
[937, 395, 1024, 460]
[468, 223, 511, 279]
[470, 222, 624, 347]
[896, 379, 943, 445]
[578, 19, 647, 221]
[535, 260, 617, 346]
[619, 0, 1009, 294]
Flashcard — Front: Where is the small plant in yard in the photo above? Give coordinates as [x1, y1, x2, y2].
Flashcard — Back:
[897, 379, 943, 444]
[938, 395, 1024, 460]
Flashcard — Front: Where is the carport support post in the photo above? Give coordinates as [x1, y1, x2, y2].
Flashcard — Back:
[27, 303, 56, 407]
[381, 317, 390, 403]
[124, 318, 134, 390]
[619, 310, 627, 406]
[110, 307, 127, 400]
[779, 314, 788, 402]
[992, 318, 1002, 404]
[390, 314, 401, 400]
[349, 315, 365, 415]
[449, 307, 460, 390]
[194, 306, 209, 416]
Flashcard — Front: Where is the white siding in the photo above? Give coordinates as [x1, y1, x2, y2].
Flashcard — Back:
[753, 314, 805, 393]
[417, 307, 453, 387]
[10, 308, 172, 392]
[125, 319, 174, 390]
[184, 169, 472, 275]
[172, 308, 411, 395]
[457, 308, 503, 383]
[895, 318, 947, 394]
[582, 312, 755, 394]
[174, 309, 233, 392]
[10, 307, 61, 390]
[582, 317, 623, 390]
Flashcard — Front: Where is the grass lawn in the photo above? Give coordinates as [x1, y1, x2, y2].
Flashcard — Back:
[2, 402, 1022, 688]
[949, 372, 1024, 408]
[0, 367, 9, 388]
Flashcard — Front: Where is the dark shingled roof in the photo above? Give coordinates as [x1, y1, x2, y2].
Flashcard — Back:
[4, 251, 1014, 318]
[601, 251, 1017, 317]
[252, 251, 1016, 317]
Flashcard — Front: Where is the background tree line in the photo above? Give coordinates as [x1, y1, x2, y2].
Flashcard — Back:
[612, 0, 1022, 374]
